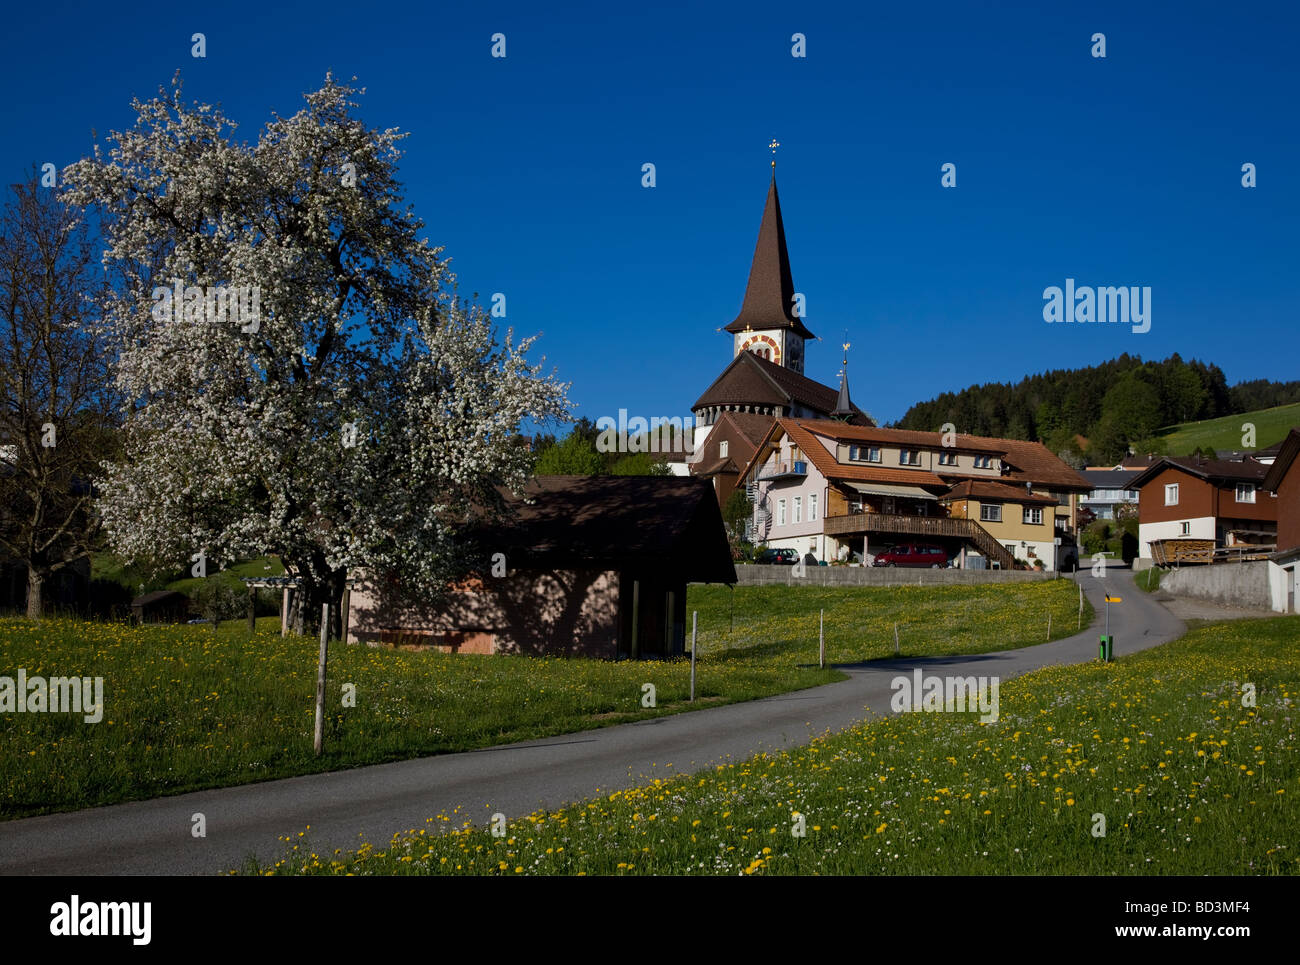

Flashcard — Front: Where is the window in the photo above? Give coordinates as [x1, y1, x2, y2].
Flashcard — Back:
[778, 499, 786, 526]
[1165, 483, 1179, 506]
[793, 496, 802, 523]
[938, 451, 957, 466]
[719, 440, 729, 458]
[1236, 483, 1256, 504]
[980, 504, 1002, 523]
[809, 494, 818, 521]
[973, 454, 994, 469]
[1023, 507, 1043, 525]
[849, 445, 881, 463]
[1180, 521, 1190, 535]
[899, 449, 921, 466]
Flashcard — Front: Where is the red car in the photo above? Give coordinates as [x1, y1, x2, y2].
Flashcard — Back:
[872, 543, 950, 568]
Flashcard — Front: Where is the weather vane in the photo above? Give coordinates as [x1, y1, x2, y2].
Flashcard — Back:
[842, 332, 851, 365]
[769, 138, 780, 169]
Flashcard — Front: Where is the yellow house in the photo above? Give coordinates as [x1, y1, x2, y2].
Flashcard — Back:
[941, 480, 1061, 566]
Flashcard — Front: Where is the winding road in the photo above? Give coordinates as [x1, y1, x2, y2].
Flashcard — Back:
[0, 566, 1187, 875]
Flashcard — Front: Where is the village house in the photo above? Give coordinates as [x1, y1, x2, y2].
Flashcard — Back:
[1078, 467, 1141, 521]
[737, 419, 1091, 571]
[1129, 454, 1277, 563]
[1261, 428, 1300, 612]
[688, 410, 775, 507]
[346, 475, 735, 659]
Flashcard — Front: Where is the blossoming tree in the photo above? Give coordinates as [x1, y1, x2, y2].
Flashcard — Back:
[62, 75, 570, 636]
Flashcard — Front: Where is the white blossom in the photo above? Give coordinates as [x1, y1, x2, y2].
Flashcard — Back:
[61, 74, 570, 619]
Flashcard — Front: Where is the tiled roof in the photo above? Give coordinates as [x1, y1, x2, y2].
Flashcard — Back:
[775, 421, 947, 487]
[1128, 455, 1272, 489]
[692, 352, 872, 423]
[794, 420, 1092, 490]
[942, 480, 1059, 505]
[471, 476, 736, 584]
[1080, 469, 1141, 488]
[720, 410, 778, 448]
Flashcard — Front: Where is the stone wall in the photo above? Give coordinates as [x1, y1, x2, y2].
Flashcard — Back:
[731, 565, 1052, 587]
[1160, 561, 1273, 610]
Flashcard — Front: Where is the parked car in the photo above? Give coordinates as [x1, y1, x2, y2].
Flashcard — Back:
[871, 544, 950, 568]
[755, 547, 799, 565]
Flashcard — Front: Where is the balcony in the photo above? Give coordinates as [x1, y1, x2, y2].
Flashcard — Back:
[823, 511, 1019, 569]
[758, 460, 808, 481]
[825, 512, 971, 539]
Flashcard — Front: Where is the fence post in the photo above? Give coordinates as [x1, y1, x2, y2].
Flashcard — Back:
[690, 611, 697, 702]
[314, 604, 329, 756]
[819, 609, 825, 669]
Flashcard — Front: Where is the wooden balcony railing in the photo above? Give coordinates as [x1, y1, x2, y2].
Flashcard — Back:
[823, 512, 1018, 569]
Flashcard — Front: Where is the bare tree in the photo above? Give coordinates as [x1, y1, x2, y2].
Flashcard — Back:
[0, 173, 118, 617]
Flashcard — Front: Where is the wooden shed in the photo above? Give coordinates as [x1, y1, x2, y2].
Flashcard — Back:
[347, 475, 737, 659]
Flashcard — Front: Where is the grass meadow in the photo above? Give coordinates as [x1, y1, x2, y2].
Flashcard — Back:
[249, 617, 1300, 876]
[1, 579, 1088, 818]
[1156, 401, 1300, 455]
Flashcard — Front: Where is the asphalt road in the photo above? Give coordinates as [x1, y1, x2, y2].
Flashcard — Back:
[0, 565, 1186, 875]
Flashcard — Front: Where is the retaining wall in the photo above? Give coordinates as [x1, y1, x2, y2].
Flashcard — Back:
[1160, 561, 1272, 610]
[732, 565, 1053, 587]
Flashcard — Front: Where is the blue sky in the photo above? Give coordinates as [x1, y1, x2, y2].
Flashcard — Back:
[4, 0, 1296, 428]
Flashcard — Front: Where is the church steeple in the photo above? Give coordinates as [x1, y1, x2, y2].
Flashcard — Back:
[724, 176, 816, 342]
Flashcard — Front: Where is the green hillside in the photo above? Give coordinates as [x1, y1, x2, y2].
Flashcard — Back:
[1155, 402, 1300, 455]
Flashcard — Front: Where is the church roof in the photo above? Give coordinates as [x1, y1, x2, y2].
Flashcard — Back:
[723, 177, 816, 340]
[691, 351, 872, 423]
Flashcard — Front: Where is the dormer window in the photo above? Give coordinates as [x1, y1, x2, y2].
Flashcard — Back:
[899, 449, 921, 466]
[938, 451, 957, 466]
[973, 454, 994, 469]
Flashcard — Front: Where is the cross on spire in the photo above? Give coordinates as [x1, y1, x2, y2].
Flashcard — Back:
[769, 138, 780, 169]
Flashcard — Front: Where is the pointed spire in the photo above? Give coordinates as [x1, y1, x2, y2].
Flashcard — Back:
[724, 175, 816, 340]
[832, 337, 853, 419]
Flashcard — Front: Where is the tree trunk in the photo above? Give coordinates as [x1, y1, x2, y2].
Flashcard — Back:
[289, 557, 347, 640]
[25, 568, 43, 619]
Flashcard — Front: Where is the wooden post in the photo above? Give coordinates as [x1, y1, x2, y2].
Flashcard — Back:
[340, 586, 351, 644]
[1078, 583, 1083, 630]
[666, 589, 676, 655]
[281, 586, 290, 637]
[247, 584, 256, 635]
[819, 609, 825, 669]
[314, 604, 329, 756]
[894, 623, 900, 655]
[1047, 611, 1051, 641]
[690, 611, 697, 702]
[630, 579, 640, 660]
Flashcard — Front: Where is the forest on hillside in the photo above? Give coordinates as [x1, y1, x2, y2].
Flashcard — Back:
[894, 354, 1300, 465]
